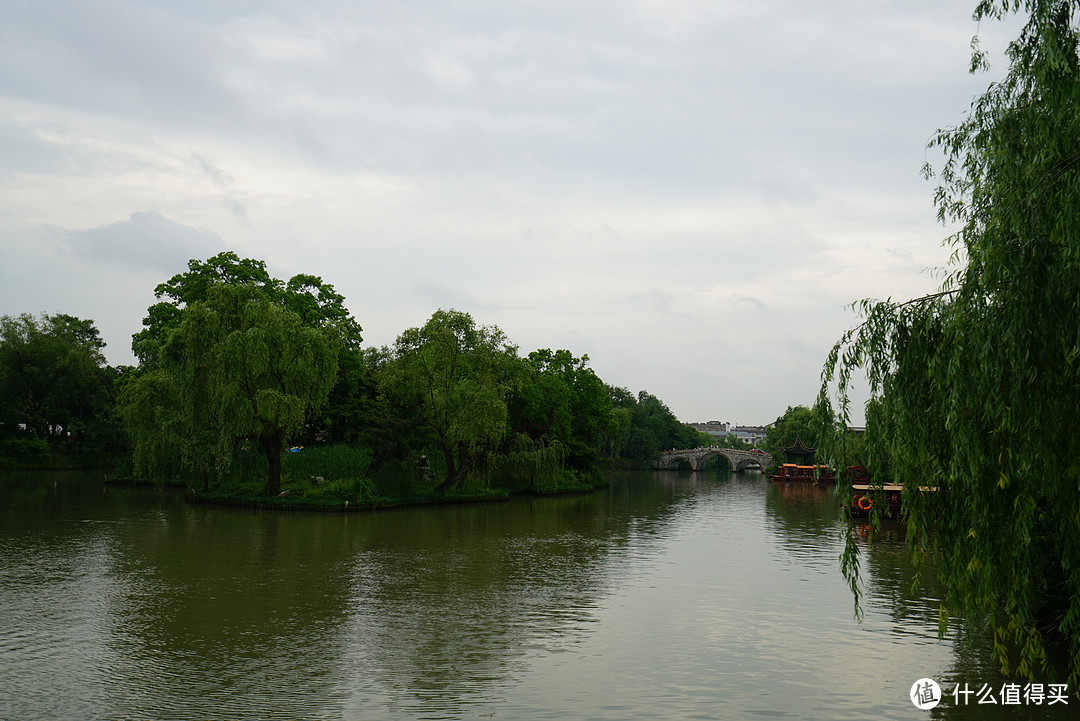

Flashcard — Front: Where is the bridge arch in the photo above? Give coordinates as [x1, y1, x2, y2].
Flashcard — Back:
[659, 453, 699, 471]
[655, 447, 772, 473]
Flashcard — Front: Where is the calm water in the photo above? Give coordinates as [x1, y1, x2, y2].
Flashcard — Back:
[0, 470, 1072, 720]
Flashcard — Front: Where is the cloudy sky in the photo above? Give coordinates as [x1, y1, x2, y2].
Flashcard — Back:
[0, 0, 1021, 425]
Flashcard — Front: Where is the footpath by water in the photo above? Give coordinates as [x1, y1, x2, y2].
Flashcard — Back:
[0, 469, 1073, 720]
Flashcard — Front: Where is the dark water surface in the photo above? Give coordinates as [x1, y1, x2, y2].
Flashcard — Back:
[0, 470, 1072, 720]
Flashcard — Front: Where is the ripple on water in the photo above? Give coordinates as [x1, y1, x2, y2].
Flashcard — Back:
[2, 471, 1051, 721]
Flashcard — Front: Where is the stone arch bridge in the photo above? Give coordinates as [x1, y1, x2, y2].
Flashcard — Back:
[655, 447, 772, 472]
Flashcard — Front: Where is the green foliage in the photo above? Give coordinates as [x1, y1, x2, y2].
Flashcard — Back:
[279, 273, 364, 352]
[491, 433, 570, 492]
[122, 252, 363, 493]
[609, 388, 701, 466]
[380, 309, 522, 493]
[119, 368, 185, 482]
[366, 456, 430, 498]
[133, 251, 363, 366]
[714, 433, 751, 450]
[760, 406, 826, 470]
[317, 346, 379, 444]
[2, 255, 701, 499]
[819, 0, 1080, 686]
[0, 437, 50, 469]
[223, 445, 378, 502]
[0, 313, 118, 452]
[123, 284, 338, 494]
[600, 406, 633, 459]
[301, 476, 375, 502]
[508, 349, 614, 474]
[279, 444, 373, 484]
[691, 428, 718, 447]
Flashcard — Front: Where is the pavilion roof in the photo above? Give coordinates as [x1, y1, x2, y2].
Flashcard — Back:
[780, 435, 816, 457]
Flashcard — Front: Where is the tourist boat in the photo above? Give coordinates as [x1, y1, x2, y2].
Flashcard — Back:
[848, 465, 870, 483]
[849, 481, 903, 517]
[849, 476, 940, 516]
[769, 435, 834, 482]
[847, 466, 945, 516]
[769, 463, 835, 482]
[847, 465, 901, 516]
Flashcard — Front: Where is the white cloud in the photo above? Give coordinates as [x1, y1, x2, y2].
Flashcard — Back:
[62, 211, 225, 273]
[0, 0, 1019, 423]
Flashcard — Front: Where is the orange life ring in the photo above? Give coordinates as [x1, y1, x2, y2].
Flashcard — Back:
[890, 494, 900, 505]
[857, 495, 873, 511]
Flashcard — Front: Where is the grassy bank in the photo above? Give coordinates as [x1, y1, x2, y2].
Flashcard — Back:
[111, 442, 609, 513]
[185, 485, 516, 513]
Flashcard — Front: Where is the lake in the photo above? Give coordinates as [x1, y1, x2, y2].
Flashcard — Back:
[0, 469, 1072, 719]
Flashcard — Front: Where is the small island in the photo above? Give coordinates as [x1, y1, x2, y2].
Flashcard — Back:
[3, 252, 719, 511]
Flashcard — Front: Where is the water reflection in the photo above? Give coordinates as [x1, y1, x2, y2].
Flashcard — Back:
[104, 511, 363, 719]
[1, 470, 1075, 720]
[338, 476, 727, 717]
[340, 506, 607, 715]
[765, 481, 841, 560]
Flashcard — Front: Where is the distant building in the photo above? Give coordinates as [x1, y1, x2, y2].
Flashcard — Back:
[685, 421, 728, 439]
[729, 425, 767, 446]
[685, 421, 766, 447]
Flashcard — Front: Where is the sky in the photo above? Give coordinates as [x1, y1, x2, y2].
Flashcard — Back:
[0, 0, 1022, 426]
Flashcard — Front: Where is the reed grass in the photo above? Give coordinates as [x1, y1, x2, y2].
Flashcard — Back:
[281, 443, 373, 484]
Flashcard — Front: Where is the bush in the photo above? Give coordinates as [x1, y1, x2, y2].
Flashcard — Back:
[297, 476, 376, 503]
[281, 444, 373, 484]
[0, 437, 50, 468]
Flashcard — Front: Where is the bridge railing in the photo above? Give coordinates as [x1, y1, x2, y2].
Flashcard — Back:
[654, 447, 772, 472]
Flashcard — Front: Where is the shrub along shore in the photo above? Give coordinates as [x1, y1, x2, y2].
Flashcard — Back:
[103, 441, 613, 513]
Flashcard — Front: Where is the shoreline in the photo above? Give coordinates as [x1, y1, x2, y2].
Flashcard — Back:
[104, 476, 610, 514]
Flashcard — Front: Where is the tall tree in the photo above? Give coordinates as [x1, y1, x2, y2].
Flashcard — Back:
[819, 0, 1080, 686]
[128, 252, 365, 477]
[0, 313, 113, 448]
[133, 252, 362, 366]
[509, 349, 613, 473]
[123, 285, 338, 494]
[761, 406, 817, 468]
[381, 309, 521, 493]
[617, 390, 700, 466]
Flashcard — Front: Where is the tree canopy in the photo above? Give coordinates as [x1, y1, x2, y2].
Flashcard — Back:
[819, 0, 1080, 686]
[133, 251, 362, 366]
[380, 309, 522, 493]
[612, 389, 707, 465]
[122, 252, 364, 493]
[761, 406, 816, 467]
[509, 349, 613, 473]
[123, 284, 338, 494]
[116, 254, 702, 498]
[0, 313, 116, 451]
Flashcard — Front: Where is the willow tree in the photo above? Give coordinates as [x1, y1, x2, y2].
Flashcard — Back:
[509, 349, 613, 473]
[124, 284, 337, 494]
[819, 1, 1080, 686]
[381, 309, 521, 493]
[133, 252, 363, 366]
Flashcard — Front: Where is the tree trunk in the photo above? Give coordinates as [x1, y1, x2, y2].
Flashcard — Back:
[434, 444, 473, 494]
[434, 467, 469, 494]
[434, 446, 458, 493]
[263, 432, 284, 495]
